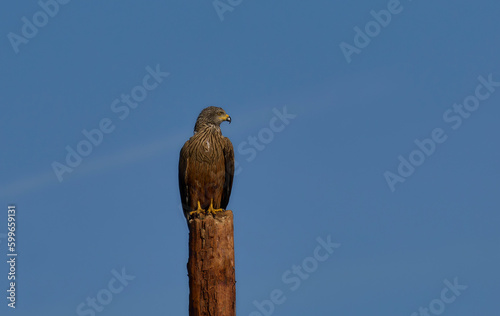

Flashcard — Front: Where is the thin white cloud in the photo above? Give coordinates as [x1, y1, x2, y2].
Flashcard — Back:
[0, 133, 185, 198]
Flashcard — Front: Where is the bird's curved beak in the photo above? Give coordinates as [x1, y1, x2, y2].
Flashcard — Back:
[225, 114, 231, 124]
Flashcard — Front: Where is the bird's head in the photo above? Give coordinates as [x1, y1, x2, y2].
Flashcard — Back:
[194, 106, 231, 132]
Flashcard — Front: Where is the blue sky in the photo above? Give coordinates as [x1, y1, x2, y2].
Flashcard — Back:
[1, 0, 499, 315]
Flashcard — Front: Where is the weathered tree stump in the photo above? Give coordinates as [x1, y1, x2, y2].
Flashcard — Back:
[187, 210, 236, 316]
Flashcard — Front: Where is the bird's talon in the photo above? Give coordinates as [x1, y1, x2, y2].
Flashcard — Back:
[190, 201, 205, 216]
[207, 199, 225, 215]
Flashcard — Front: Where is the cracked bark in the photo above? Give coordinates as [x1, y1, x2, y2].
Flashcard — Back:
[187, 210, 236, 316]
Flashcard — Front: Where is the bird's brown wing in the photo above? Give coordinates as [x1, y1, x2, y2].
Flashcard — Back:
[220, 136, 234, 210]
[178, 140, 190, 218]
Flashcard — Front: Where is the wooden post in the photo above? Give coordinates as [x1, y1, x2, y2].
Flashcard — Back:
[187, 210, 236, 316]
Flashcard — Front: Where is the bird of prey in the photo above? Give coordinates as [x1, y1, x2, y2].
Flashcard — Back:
[178, 106, 234, 220]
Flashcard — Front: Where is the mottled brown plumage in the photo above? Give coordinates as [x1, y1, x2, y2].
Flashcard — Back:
[179, 106, 234, 220]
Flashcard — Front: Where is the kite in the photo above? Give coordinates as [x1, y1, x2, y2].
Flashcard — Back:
[178, 106, 234, 220]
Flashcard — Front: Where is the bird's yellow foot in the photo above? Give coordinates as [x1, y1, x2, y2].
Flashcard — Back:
[189, 201, 205, 216]
[207, 199, 224, 215]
